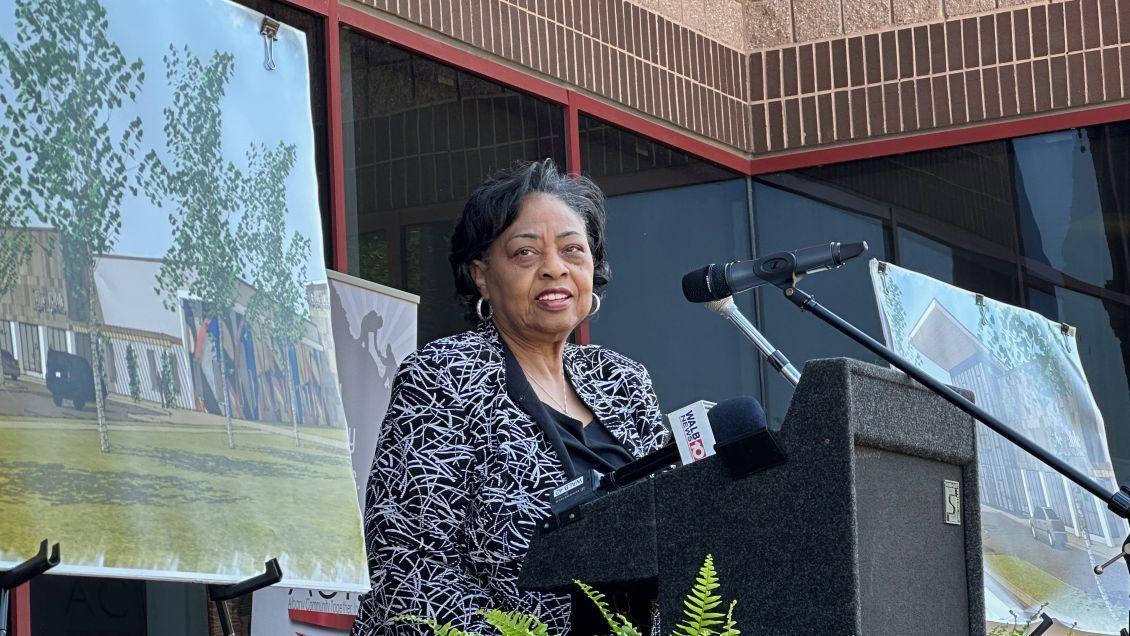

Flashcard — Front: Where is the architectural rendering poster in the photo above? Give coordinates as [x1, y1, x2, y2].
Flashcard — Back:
[252, 273, 417, 635]
[870, 261, 1129, 633]
[0, 0, 367, 590]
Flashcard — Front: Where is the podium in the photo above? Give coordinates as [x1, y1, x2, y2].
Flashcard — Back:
[518, 358, 984, 635]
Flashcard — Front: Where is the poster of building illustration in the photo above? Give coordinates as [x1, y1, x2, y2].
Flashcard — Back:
[871, 261, 1129, 633]
[0, 0, 367, 590]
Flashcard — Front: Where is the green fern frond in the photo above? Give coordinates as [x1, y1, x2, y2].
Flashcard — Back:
[396, 615, 474, 636]
[719, 600, 739, 636]
[611, 614, 643, 636]
[479, 608, 552, 636]
[673, 554, 726, 636]
[575, 580, 619, 630]
[574, 580, 643, 636]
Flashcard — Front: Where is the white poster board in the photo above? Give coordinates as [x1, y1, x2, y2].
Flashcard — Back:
[0, 0, 365, 590]
[870, 260, 1129, 634]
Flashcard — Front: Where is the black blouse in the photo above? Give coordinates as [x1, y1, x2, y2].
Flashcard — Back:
[542, 403, 635, 474]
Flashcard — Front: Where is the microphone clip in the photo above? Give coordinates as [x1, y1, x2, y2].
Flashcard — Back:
[539, 469, 604, 533]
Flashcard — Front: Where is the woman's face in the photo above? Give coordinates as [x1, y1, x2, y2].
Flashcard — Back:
[472, 193, 595, 344]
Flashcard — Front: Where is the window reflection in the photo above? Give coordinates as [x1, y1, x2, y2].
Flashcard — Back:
[340, 30, 567, 344]
[765, 122, 1130, 482]
[581, 117, 760, 413]
[1014, 130, 1114, 289]
[898, 229, 1020, 306]
[751, 183, 890, 429]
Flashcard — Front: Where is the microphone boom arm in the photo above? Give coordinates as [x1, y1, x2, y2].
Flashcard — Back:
[705, 296, 801, 387]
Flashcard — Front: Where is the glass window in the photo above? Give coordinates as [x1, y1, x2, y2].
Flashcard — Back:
[1013, 129, 1124, 290]
[18, 322, 40, 373]
[46, 326, 67, 355]
[340, 30, 567, 344]
[581, 116, 760, 414]
[768, 121, 1130, 486]
[0, 319, 12, 356]
[897, 229, 1021, 306]
[751, 182, 891, 428]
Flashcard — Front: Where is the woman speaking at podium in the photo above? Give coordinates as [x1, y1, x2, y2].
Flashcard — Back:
[351, 159, 670, 635]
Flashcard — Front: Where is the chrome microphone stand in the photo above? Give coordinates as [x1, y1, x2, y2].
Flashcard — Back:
[704, 296, 800, 387]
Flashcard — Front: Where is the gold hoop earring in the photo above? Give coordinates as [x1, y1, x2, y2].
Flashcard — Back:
[476, 297, 492, 321]
[589, 294, 601, 316]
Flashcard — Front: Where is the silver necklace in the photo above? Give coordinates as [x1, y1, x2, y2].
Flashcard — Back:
[527, 370, 569, 416]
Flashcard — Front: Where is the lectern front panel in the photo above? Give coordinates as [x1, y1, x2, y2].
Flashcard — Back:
[855, 446, 970, 636]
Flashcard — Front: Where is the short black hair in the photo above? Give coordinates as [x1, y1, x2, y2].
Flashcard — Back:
[449, 159, 610, 320]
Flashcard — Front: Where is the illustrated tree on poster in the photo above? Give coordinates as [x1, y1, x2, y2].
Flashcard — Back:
[142, 45, 243, 448]
[0, 143, 29, 299]
[0, 0, 145, 452]
[876, 268, 924, 367]
[239, 142, 312, 446]
[125, 343, 140, 402]
[159, 349, 178, 409]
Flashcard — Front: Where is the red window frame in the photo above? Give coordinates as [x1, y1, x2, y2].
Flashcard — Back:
[10, 3, 1129, 630]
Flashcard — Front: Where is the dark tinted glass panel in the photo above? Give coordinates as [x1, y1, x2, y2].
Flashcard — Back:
[775, 121, 1130, 484]
[898, 229, 1021, 306]
[341, 30, 567, 344]
[1014, 129, 1127, 291]
[579, 116, 736, 195]
[751, 182, 890, 428]
[797, 139, 1021, 258]
[581, 117, 759, 413]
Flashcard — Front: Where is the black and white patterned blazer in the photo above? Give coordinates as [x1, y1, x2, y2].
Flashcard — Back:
[351, 320, 669, 635]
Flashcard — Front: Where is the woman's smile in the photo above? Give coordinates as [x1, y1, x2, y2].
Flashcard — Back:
[535, 287, 573, 311]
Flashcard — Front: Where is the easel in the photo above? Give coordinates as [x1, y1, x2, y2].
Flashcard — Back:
[0, 540, 60, 636]
[207, 558, 282, 636]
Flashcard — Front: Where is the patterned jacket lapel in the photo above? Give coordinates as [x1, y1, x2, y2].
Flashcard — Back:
[499, 337, 578, 479]
[474, 320, 650, 464]
[564, 347, 646, 459]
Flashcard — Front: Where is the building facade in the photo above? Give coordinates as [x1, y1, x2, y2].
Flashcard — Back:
[251, 0, 1130, 473]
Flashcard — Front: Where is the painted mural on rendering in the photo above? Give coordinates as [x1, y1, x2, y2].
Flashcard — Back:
[0, 0, 366, 590]
[871, 261, 1129, 634]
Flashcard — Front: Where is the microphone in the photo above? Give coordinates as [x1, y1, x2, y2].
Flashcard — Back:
[682, 241, 869, 303]
[603, 395, 780, 491]
[707, 396, 786, 479]
[541, 396, 785, 532]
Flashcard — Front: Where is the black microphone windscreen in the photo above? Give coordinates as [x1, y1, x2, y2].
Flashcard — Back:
[681, 265, 716, 303]
[707, 396, 783, 479]
[707, 396, 768, 443]
[837, 240, 868, 264]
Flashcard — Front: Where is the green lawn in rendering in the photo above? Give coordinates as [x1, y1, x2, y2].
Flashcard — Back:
[0, 422, 365, 588]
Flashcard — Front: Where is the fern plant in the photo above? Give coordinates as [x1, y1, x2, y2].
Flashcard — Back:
[672, 554, 726, 636]
[403, 554, 736, 636]
[575, 580, 641, 636]
[481, 608, 552, 636]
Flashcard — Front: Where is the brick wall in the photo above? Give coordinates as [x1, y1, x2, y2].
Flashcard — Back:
[350, 0, 1130, 156]
[750, 0, 1130, 152]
